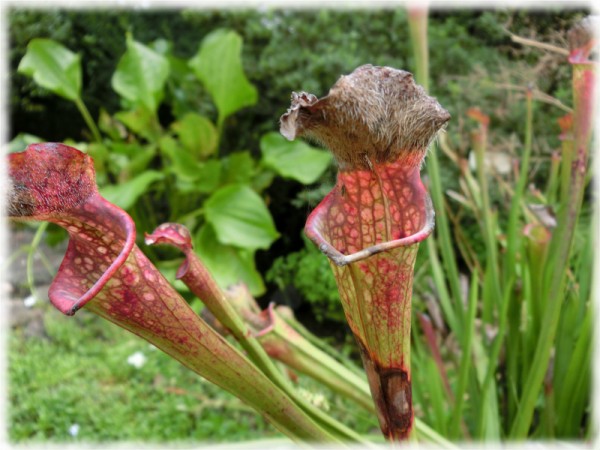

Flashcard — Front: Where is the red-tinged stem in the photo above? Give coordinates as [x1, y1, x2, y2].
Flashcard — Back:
[144, 223, 248, 342]
[510, 18, 596, 438]
[418, 314, 453, 401]
[159, 231, 452, 444]
[144, 223, 368, 443]
[255, 303, 377, 413]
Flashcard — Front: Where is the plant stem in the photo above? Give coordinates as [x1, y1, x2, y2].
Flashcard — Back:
[163, 243, 369, 443]
[415, 420, 461, 449]
[449, 272, 478, 438]
[555, 303, 592, 436]
[509, 46, 594, 439]
[504, 89, 534, 285]
[425, 237, 460, 333]
[26, 222, 49, 298]
[477, 277, 514, 438]
[408, 5, 465, 331]
[74, 97, 102, 143]
[545, 152, 560, 205]
[473, 123, 503, 320]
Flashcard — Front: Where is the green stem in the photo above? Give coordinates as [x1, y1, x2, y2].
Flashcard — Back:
[279, 313, 366, 378]
[408, 7, 429, 92]
[415, 420, 461, 449]
[408, 7, 465, 331]
[74, 96, 102, 143]
[26, 222, 49, 297]
[555, 304, 591, 436]
[425, 238, 459, 334]
[504, 90, 534, 284]
[545, 152, 560, 205]
[472, 333, 501, 439]
[242, 329, 365, 442]
[259, 308, 376, 413]
[449, 272, 478, 438]
[509, 57, 594, 440]
[170, 248, 368, 443]
[477, 277, 514, 437]
[559, 136, 574, 207]
[473, 127, 503, 320]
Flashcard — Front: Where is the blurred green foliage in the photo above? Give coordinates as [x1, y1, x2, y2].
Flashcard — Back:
[10, 8, 583, 145]
[8, 4, 587, 330]
[267, 235, 343, 323]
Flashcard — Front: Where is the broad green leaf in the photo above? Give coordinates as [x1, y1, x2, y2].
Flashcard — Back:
[260, 132, 332, 184]
[194, 160, 222, 193]
[165, 53, 207, 118]
[195, 224, 265, 295]
[204, 184, 279, 250]
[114, 107, 162, 141]
[188, 29, 257, 123]
[159, 136, 221, 192]
[86, 142, 110, 185]
[251, 169, 275, 193]
[220, 151, 256, 185]
[159, 135, 203, 181]
[109, 141, 146, 157]
[149, 38, 172, 55]
[104, 142, 156, 180]
[18, 38, 82, 101]
[86, 142, 110, 163]
[171, 113, 217, 158]
[124, 145, 157, 179]
[111, 34, 170, 113]
[98, 108, 127, 141]
[100, 170, 163, 210]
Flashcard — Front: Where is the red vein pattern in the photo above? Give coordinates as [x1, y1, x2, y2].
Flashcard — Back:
[305, 159, 432, 440]
[6, 143, 334, 441]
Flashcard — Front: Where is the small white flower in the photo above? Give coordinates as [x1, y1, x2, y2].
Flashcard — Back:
[311, 393, 330, 411]
[68, 423, 80, 437]
[127, 351, 147, 369]
[468, 150, 512, 175]
[298, 388, 330, 411]
[23, 295, 37, 308]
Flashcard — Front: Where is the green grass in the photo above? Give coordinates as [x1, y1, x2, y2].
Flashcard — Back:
[9, 302, 272, 443]
[8, 301, 378, 443]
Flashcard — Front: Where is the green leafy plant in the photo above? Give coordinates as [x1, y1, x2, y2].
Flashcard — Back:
[15, 29, 332, 296]
[18, 38, 101, 142]
[266, 235, 344, 323]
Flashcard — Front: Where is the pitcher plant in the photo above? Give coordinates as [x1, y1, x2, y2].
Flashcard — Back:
[281, 64, 450, 440]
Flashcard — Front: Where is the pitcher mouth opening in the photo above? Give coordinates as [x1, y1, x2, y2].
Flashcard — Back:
[8, 143, 137, 316]
[306, 193, 435, 267]
[50, 197, 136, 316]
